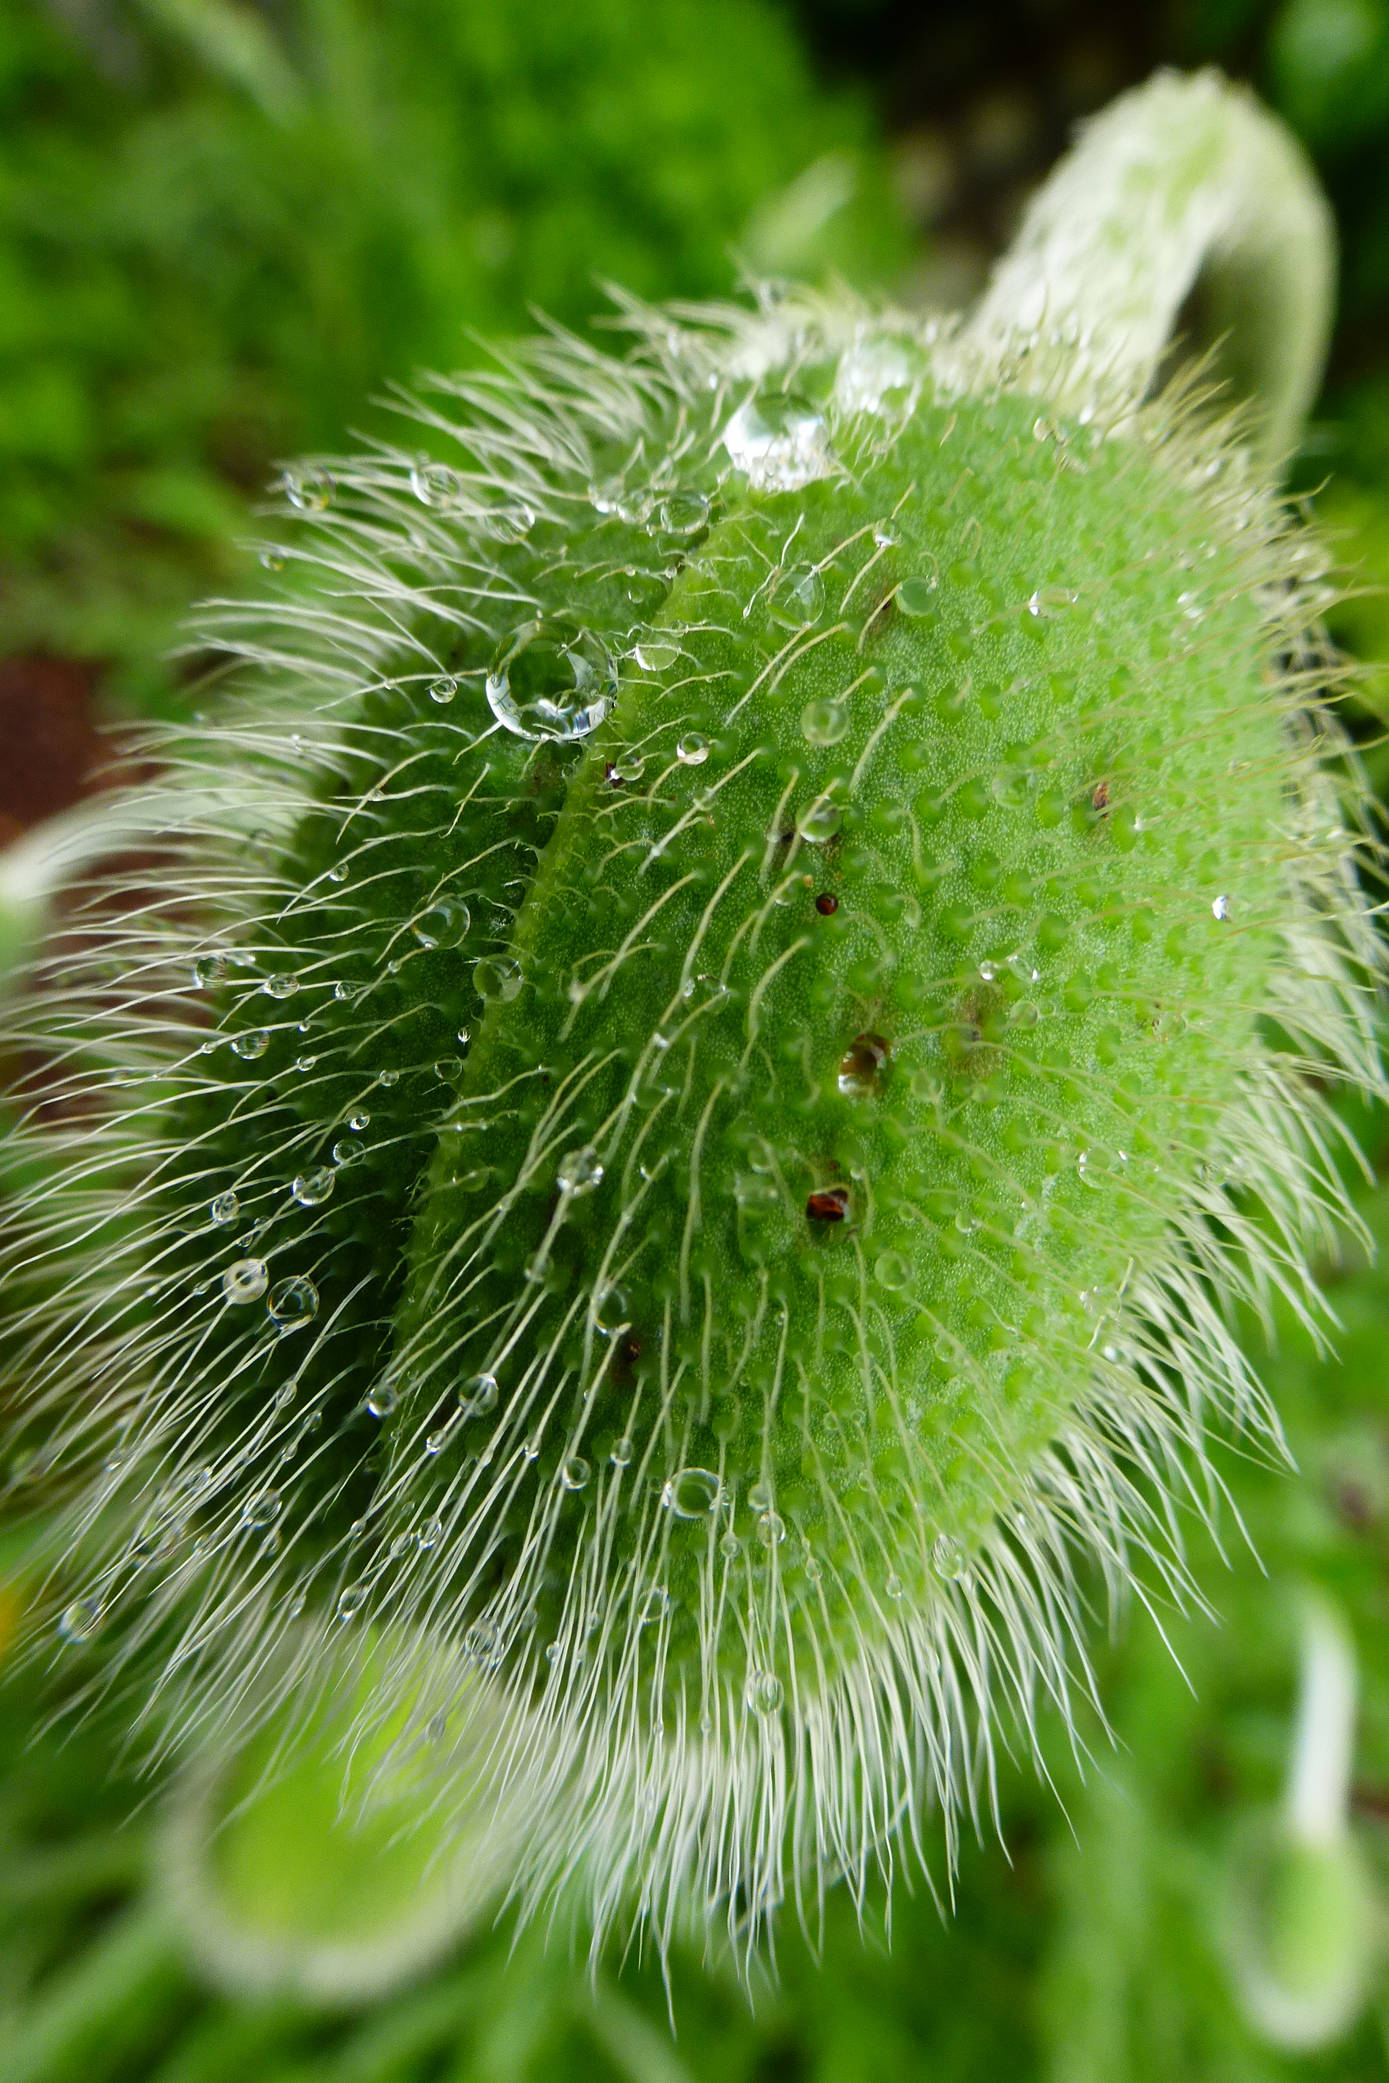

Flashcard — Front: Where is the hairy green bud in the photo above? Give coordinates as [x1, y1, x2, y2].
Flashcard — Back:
[4, 72, 1381, 1964]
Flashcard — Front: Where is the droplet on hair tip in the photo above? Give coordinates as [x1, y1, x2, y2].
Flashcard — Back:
[222, 1258, 268, 1304]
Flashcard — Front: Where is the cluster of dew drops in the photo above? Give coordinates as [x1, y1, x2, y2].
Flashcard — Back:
[61, 333, 1231, 1665]
[178, 344, 939, 1349]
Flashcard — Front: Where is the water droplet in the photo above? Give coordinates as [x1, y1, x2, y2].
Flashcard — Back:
[485, 501, 535, 543]
[463, 1619, 503, 1666]
[610, 1435, 634, 1467]
[640, 1584, 671, 1623]
[232, 1030, 269, 1061]
[770, 563, 826, 629]
[593, 476, 649, 522]
[259, 550, 285, 573]
[719, 1530, 742, 1560]
[348, 1110, 371, 1131]
[991, 767, 1030, 810]
[485, 618, 616, 742]
[557, 1145, 604, 1197]
[412, 896, 471, 948]
[243, 1490, 282, 1529]
[874, 1249, 910, 1292]
[800, 697, 849, 746]
[434, 1056, 462, 1082]
[263, 972, 298, 1001]
[722, 393, 829, 490]
[58, 1598, 103, 1644]
[419, 1517, 443, 1549]
[1212, 893, 1232, 922]
[1076, 1150, 1107, 1189]
[366, 1383, 398, 1418]
[267, 1276, 318, 1331]
[662, 1467, 721, 1518]
[377, 1068, 400, 1088]
[797, 797, 842, 844]
[659, 490, 709, 535]
[593, 1284, 629, 1336]
[757, 1511, 787, 1547]
[331, 1139, 362, 1166]
[410, 459, 459, 506]
[933, 1533, 968, 1581]
[837, 1031, 889, 1098]
[429, 678, 458, 705]
[746, 1669, 784, 1714]
[223, 1258, 268, 1304]
[336, 1583, 368, 1621]
[292, 1167, 334, 1208]
[560, 1455, 591, 1491]
[458, 1372, 499, 1418]
[897, 577, 937, 617]
[676, 732, 710, 766]
[885, 1571, 904, 1600]
[634, 637, 681, 672]
[210, 1191, 240, 1226]
[475, 955, 523, 1003]
[283, 465, 333, 512]
[424, 1429, 449, 1455]
[193, 952, 228, 987]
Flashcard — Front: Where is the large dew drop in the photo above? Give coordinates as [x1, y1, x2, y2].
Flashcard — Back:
[268, 1276, 319, 1332]
[662, 1467, 722, 1519]
[222, 1257, 268, 1304]
[485, 618, 616, 743]
[721, 393, 830, 492]
[557, 1145, 604, 1197]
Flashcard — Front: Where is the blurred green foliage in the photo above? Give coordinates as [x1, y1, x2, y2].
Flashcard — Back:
[0, 0, 901, 709]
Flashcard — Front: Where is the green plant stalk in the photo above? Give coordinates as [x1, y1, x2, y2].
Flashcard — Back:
[2, 71, 1380, 1974]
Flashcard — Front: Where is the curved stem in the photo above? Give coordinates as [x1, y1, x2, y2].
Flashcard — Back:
[1286, 1589, 1357, 1851]
[963, 68, 1335, 467]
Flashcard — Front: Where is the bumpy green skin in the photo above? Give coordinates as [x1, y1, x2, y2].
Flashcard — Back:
[392, 403, 1281, 1659]
[3, 303, 1374, 1947]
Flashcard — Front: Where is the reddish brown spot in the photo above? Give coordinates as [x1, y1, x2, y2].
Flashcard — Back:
[815, 892, 839, 916]
[1091, 779, 1110, 814]
[806, 1187, 850, 1223]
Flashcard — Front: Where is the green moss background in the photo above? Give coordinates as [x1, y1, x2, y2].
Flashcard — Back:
[0, 0, 901, 711]
[8, 1, 1389, 2078]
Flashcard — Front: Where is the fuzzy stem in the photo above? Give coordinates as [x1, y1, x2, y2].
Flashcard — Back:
[964, 68, 1335, 463]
